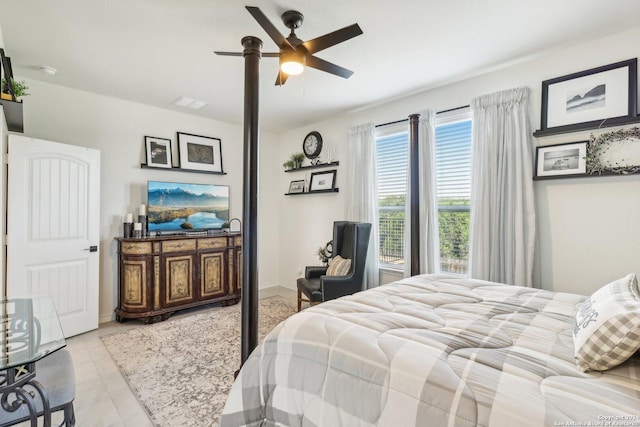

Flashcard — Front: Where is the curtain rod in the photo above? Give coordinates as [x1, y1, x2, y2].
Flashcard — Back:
[374, 118, 407, 128]
[374, 104, 470, 128]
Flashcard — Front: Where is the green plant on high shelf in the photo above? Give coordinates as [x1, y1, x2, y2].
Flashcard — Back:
[290, 152, 305, 169]
[282, 159, 295, 170]
[1, 77, 29, 100]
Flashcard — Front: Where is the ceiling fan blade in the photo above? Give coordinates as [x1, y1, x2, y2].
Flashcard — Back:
[214, 51, 243, 56]
[262, 53, 280, 58]
[306, 55, 354, 79]
[245, 6, 294, 50]
[302, 23, 363, 54]
[275, 70, 289, 86]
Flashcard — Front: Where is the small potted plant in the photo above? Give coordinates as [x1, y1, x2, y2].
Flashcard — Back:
[1, 77, 29, 101]
[290, 152, 305, 169]
[282, 159, 295, 170]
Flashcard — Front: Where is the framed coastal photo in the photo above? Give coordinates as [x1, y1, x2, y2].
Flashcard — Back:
[540, 58, 637, 132]
[177, 132, 223, 173]
[309, 170, 336, 191]
[145, 136, 173, 168]
[535, 141, 587, 179]
[288, 179, 305, 194]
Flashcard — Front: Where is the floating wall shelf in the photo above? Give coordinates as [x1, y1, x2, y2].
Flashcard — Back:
[284, 161, 339, 172]
[141, 164, 227, 175]
[533, 115, 640, 137]
[0, 99, 24, 133]
[285, 188, 339, 196]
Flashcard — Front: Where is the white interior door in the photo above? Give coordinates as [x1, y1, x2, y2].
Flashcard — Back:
[6, 135, 100, 337]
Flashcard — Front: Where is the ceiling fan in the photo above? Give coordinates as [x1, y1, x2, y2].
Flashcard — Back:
[215, 6, 363, 85]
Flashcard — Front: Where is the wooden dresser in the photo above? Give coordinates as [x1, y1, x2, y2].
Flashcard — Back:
[115, 233, 242, 323]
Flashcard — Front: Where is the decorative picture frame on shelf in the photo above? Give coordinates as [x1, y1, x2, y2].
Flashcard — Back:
[534, 141, 587, 179]
[144, 136, 173, 168]
[288, 180, 305, 194]
[177, 132, 223, 173]
[309, 170, 336, 191]
[540, 58, 637, 132]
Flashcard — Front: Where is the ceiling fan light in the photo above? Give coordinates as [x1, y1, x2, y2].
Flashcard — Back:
[281, 61, 304, 75]
[280, 50, 305, 75]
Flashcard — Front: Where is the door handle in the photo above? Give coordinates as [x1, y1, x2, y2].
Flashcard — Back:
[84, 246, 98, 252]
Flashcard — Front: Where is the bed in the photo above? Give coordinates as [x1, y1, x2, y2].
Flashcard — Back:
[220, 274, 640, 426]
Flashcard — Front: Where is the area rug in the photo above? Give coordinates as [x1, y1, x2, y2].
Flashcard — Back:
[101, 296, 297, 427]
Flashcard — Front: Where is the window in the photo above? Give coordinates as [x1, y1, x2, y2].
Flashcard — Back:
[376, 123, 408, 267]
[375, 109, 472, 273]
[435, 109, 472, 274]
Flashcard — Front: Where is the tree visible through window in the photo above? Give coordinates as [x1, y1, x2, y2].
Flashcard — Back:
[435, 115, 472, 274]
[376, 127, 408, 267]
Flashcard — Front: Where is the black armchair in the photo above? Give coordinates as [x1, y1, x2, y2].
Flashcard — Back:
[296, 221, 372, 311]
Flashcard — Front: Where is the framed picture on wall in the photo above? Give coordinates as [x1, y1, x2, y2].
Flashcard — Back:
[177, 132, 223, 173]
[309, 170, 337, 191]
[534, 141, 588, 179]
[288, 180, 305, 194]
[540, 58, 637, 132]
[145, 136, 173, 168]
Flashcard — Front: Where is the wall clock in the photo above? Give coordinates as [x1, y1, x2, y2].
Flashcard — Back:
[303, 131, 323, 159]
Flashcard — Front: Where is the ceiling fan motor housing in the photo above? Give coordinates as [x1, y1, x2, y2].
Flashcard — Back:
[281, 10, 304, 30]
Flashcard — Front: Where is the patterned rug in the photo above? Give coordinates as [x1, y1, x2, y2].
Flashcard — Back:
[101, 296, 297, 427]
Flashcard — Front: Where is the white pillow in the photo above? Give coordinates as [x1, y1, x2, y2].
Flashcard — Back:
[573, 273, 640, 372]
[326, 255, 351, 276]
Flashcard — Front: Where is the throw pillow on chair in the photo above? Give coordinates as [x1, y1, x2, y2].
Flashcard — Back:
[326, 255, 351, 276]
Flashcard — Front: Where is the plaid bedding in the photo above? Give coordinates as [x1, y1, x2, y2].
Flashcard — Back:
[220, 274, 640, 426]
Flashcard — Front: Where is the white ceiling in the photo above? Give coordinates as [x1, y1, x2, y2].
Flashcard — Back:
[1, 1, 639, 132]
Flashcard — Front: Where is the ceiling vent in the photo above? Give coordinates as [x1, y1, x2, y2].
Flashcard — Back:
[172, 96, 207, 110]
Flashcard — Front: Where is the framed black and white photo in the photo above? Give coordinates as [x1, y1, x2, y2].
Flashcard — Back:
[288, 180, 305, 194]
[540, 58, 637, 132]
[535, 141, 587, 179]
[309, 170, 336, 191]
[177, 132, 223, 173]
[145, 136, 173, 169]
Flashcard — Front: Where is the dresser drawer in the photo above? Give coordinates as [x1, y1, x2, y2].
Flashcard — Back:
[162, 239, 196, 252]
[198, 237, 227, 250]
[121, 241, 152, 255]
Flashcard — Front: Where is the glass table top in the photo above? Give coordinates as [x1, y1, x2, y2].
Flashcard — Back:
[0, 295, 66, 370]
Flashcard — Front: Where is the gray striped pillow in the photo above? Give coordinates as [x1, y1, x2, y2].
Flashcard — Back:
[573, 273, 640, 372]
[326, 255, 351, 276]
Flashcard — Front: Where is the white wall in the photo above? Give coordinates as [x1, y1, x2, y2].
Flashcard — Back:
[18, 79, 279, 322]
[268, 26, 640, 296]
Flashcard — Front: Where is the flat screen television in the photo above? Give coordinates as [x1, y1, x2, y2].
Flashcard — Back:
[147, 180, 230, 233]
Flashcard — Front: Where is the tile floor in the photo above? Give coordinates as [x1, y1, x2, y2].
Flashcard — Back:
[15, 286, 297, 427]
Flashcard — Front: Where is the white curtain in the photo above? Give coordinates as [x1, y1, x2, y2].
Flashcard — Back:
[346, 123, 379, 288]
[469, 87, 535, 287]
[403, 110, 440, 277]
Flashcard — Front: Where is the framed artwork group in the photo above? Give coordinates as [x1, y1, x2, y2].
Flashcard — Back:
[286, 170, 338, 194]
[143, 132, 224, 174]
[535, 58, 640, 180]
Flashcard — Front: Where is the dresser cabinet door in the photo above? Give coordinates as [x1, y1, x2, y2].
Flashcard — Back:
[161, 254, 196, 308]
[120, 256, 153, 313]
[199, 250, 227, 300]
[234, 249, 242, 295]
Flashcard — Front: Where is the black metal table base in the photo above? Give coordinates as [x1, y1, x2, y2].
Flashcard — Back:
[0, 363, 52, 427]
